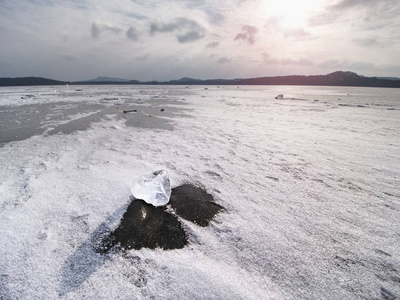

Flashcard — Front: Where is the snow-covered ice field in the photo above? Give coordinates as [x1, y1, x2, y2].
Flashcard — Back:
[0, 85, 399, 299]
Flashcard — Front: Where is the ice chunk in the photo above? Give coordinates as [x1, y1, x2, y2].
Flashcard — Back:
[131, 170, 171, 207]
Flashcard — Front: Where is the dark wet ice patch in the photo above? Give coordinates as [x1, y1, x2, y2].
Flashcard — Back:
[96, 184, 223, 253]
[123, 108, 174, 131]
[0, 102, 185, 144]
[169, 184, 223, 227]
[0, 102, 104, 144]
[98, 200, 188, 253]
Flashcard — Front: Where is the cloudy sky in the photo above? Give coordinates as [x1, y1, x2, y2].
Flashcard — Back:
[0, 0, 399, 81]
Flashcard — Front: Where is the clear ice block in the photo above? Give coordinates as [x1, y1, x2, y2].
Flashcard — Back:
[131, 170, 172, 207]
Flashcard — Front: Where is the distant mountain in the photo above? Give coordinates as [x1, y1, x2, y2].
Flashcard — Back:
[1, 71, 400, 87]
[84, 76, 129, 82]
[168, 77, 203, 84]
[236, 71, 400, 88]
[73, 76, 132, 85]
[158, 71, 400, 87]
[167, 77, 237, 85]
[377, 77, 400, 81]
[127, 79, 141, 84]
[0, 77, 68, 86]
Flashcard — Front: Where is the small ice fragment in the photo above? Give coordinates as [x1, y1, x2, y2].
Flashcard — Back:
[131, 170, 171, 207]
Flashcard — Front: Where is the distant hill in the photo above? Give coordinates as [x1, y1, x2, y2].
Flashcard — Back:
[168, 77, 203, 84]
[85, 76, 129, 82]
[73, 76, 130, 84]
[377, 77, 400, 81]
[73, 76, 237, 85]
[236, 71, 400, 88]
[0, 77, 68, 86]
[1, 71, 400, 87]
[150, 71, 400, 87]
[159, 71, 400, 87]
[166, 77, 237, 85]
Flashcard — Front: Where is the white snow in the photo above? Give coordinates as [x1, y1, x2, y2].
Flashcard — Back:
[0, 85, 399, 299]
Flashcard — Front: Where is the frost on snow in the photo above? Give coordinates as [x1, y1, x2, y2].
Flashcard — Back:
[131, 170, 171, 207]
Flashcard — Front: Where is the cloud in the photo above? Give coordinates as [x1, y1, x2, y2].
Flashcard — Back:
[206, 41, 219, 48]
[150, 18, 205, 43]
[91, 23, 122, 38]
[150, 18, 196, 33]
[309, 0, 399, 27]
[352, 38, 381, 47]
[177, 30, 205, 43]
[59, 54, 77, 62]
[282, 28, 310, 38]
[281, 58, 313, 66]
[319, 59, 375, 71]
[266, 17, 310, 38]
[262, 53, 313, 66]
[204, 9, 224, 25]
[125, 12, 148, 20]
[349, 61, 377, 70]
[234, 33, 247, 41]
[171, 0, 225, 25]
[1, 0, 399, 80]
[126, 26, 139, 41]
[330, 0, 379, 11]
[234, 25, 258, 45]
[318, 59, 345, 69]
[217, 57, 231, 64]
[135, 54, 149, 61]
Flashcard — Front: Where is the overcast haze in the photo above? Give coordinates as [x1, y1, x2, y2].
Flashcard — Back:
[0, 0, 399, 81]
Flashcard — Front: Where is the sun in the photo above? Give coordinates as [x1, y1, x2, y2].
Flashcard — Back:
[262, 0, 323, 28]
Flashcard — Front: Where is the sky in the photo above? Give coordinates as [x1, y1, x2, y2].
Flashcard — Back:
[0, 0, 399, 81]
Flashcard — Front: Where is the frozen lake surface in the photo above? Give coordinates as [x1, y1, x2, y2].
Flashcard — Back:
[0, 85, 399, 299]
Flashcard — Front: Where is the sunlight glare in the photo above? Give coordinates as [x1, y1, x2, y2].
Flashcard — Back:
[263, 0, 323, 28]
